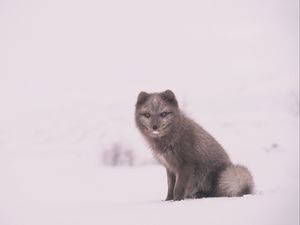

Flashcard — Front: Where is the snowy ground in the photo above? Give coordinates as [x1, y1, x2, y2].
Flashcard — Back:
[0, 0, 299, 224]
[0, 151, 298, 225]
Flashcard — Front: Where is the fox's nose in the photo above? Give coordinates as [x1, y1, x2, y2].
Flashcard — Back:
[152, 125, 158, 130]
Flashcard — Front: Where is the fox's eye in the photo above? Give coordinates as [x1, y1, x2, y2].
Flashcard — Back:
[160, 112, 169, 118]
[143, 113, 151, 118]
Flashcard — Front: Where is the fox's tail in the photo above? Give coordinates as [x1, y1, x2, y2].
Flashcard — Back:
[216, 164, 254, 197]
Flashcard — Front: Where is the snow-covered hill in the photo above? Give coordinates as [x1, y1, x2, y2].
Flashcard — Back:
[0, 153, 298, 225]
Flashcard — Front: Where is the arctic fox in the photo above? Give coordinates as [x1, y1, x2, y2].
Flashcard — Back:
[135, 90, 254, 201]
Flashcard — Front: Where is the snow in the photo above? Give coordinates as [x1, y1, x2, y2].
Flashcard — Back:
[0, 153, 298, 225]
[0, 0, 299, 224]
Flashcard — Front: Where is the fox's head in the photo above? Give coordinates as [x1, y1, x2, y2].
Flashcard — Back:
[135, 90, 180, 139]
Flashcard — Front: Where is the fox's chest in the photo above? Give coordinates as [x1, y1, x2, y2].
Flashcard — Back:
[155, 153, 169, 168]
[154, 148, 179, 172]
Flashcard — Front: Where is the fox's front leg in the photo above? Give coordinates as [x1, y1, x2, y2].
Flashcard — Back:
[165, 169, 176, 201]
[173, 166, 192, 201]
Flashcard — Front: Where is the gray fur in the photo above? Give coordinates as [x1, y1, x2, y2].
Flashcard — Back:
[135, 90, 254, 201]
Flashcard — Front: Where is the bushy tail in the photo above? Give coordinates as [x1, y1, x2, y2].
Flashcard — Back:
[216, 164, 254, 197]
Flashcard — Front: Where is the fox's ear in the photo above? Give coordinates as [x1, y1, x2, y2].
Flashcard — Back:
[160, 90, 178, 107]
[136, 91, 149, 107]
